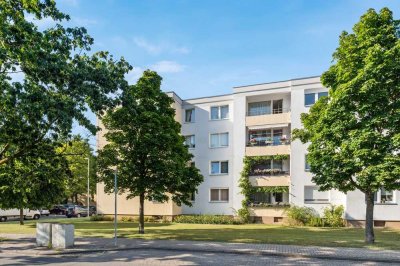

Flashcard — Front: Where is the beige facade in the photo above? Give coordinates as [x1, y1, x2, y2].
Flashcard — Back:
[245, 112, 291, 127]
[245, 145, 290, 156]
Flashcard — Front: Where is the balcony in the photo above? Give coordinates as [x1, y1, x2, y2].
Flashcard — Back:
[249, 175, 290, 187]
[246, 141, 290, 156]
[246, 110, 291, 127]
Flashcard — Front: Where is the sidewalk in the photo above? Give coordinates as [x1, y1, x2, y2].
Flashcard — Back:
[1, 233, 400, 263]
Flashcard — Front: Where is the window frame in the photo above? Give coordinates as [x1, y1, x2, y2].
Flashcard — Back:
[184, 135, 195, 149]
[210, 160, 229, 175]
[185, 108, 195, 123]
[209, 188, 229, 202]
[210, 105, 229, 120]
[304, 186, 330, 204]
[210, 132, 229, 148]
[374, 188, 395, 204]
[305, 154, 310, 172]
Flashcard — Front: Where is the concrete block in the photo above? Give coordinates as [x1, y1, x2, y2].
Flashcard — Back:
[51, 223, 74, 249]
[36, 223, 52, 247]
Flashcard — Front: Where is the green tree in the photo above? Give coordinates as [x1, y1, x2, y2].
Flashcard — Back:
[0, 141, 68, 224]
[98, 70, 203, 234]
[0, 0, 131, 166]
[57, 135, 97, 204]
[293, 8, 400, 244]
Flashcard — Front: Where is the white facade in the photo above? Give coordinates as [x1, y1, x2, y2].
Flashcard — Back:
[97, 76, 400, 227]
[169, 76, 400, 227]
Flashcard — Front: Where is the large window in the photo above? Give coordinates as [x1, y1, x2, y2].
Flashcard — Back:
[304, 186, 329, 203]
[248, 128, 287, 146]
[374, 188, 394, 204]
[211, 105, 229, 120]
[184, 135, 195, 149]
[211, 161, 229, 175]
[248, 101, 271, 116]
[210, 188, 229, 202]
[185, 108, 195, 123]
[210, 133, 229, 148]
[251, 159, 286, 176]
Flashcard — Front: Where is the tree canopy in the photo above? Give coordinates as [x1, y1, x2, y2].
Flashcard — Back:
[98, 70, 203, 233]
[0, 0, 132, 166]
[293, 7, 400, 244]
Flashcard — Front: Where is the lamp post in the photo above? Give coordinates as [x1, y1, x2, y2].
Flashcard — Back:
[86, 157, 90, 218]
[114, 167, 118, 246]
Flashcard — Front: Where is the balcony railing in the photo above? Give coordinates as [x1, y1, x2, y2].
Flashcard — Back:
[247, 136, 290, 147]
[247, 108, 290, 117]
[250, 169, 289, 176]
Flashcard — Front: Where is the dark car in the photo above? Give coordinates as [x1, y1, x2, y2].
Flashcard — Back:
[66, 206, 89, 218]
[50, 205, 67, 215]
[89, 206, 97, 216]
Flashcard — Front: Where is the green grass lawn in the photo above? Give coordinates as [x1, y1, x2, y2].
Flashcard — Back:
[1, 217, 400, 250]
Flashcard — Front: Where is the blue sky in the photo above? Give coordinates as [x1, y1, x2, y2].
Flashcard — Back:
[51, 0, 399, 146]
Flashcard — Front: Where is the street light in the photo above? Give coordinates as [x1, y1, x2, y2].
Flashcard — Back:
[86, 157, 90, 218]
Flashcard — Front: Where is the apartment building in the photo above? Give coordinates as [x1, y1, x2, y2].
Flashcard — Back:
[96, 76, 400, 228]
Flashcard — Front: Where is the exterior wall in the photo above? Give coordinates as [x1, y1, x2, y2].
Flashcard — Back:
[95, 76, 400, 224]
[180, 95, 235, 215]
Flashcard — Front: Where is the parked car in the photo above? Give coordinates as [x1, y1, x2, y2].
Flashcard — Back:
[89, 206, 97, 216]
[0, 209, 41, 222]
[40, 209, 50, 216]
[66, 206, 89, 218]
[50, 205, 67, 215]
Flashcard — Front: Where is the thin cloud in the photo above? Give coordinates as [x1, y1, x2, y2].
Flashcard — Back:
[151, 61, 186, 73]
[133, 37, 190, 55]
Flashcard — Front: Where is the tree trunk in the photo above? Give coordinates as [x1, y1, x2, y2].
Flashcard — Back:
[138, 193, 145, 234]
[19, 208, 24, 225]
[365, 192, 375, 244]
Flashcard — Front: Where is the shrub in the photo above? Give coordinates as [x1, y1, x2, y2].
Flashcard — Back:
[285, 206, 318, 226]
[323, 205, 345, 227]
[90, 215, 114, 221]
[308, 216, 326, 227]
[174, 215, 243, 225]
[121, 216, 137, 222]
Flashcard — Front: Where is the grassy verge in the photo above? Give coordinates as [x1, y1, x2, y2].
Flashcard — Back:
[1, 218, 400, 250]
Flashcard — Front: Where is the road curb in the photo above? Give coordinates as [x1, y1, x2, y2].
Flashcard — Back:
[6, 244, 399, 264]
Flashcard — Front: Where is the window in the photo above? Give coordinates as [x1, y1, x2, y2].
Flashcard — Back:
[274, 192, 283, 203]
[318, 91, 328, 99]
[210, 133, 229, 148]
[250, 192, 271, 204]
[304, 186, 329, 203]
[190, 161, 195, 167]
[248, 101, 271, 116]
[211, 105, 229, 120]
[305, 154, 310, 171]
[374, 188, 394, 204]
[185, 108, 195, 123]
[184, 135, 195, 148]
[304, 93, 315, 106]
[272, 99, 283, 114]
[210, 188, 229, 202]
[305, 91, 328, 106]
[211, 161, 228, 175]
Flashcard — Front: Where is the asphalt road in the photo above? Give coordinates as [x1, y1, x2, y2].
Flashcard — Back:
[0, 249, 396, 266]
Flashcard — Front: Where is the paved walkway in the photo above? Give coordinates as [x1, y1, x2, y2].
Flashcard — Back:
[1, 233, 400, 263]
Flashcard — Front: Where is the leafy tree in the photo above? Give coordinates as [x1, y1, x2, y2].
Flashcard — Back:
[0, 141, 68, 224]
[56, 135, 97, 204]
[98, 70, 203, 234]
[293, 8, 400, 244]
[0, 0, 131, 166]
